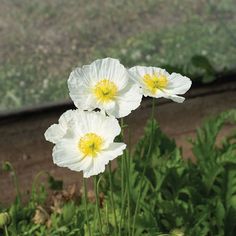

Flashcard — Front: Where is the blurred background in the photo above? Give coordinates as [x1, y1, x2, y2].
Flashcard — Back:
[0, 0, 236, 204]
[0, 0, 235, 112]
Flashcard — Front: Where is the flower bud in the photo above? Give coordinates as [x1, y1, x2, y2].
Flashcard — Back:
[170, 229, 184, 236]
[0, 212, 11, 228]
[2, 162, 13, 172]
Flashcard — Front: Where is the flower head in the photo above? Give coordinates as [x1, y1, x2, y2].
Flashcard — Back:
[128, 66, 192, 103]
[0, 212, 11, 228]
[68, 58, 142, 118]
[45, 109, 126, 178]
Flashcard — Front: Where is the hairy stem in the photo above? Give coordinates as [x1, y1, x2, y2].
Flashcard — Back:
[94, 176, 103, 235]
[83, 178, 92, 236]
[108, 163, 118, 235]
[4, 226, 9, 236]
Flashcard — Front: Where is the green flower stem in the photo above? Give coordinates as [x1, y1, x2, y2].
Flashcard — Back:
[108, 163, 118, 235]
[132, 98, 156, 236]
[120, 118, 125, 233]
[13, 173, 21, 202]
[31, 171, 48, 201]
[120, 118, 131, 235]
[119, 186, 127, 235]
[4, 162, 21, 203]
[4, 226, 9, 236]
[83, 178, 92, 236]
[124, 149, 131, 236]
[94, 176, 103, 236]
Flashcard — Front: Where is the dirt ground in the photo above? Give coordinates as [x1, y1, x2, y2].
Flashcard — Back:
[0, 81, 236, 205]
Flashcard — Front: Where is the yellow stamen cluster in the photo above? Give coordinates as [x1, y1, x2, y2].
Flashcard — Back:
[143, 73, 168, 94]
[79, 133, 103, 157]
[93, 79, 118, 103]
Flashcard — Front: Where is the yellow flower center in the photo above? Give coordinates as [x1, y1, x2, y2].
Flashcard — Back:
[143, 73, 168, 94]
[78, 133, 103, 157]
[93, 79, 118, 103]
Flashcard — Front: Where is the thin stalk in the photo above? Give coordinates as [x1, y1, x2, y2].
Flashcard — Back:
[4, 162, 21, 203]
[120, 118, 125, 234]
[105, 203, 109, 231]
[13, 170, 21, 203]
[93, 177, 103, 233]
[83, 178, 92, 236]
[132, 98, 156, 236]
[120, 117, 131, 235]
[94, 176, 103, 236]
[4, 226, 9, 236]
[108, 163, 118, 235]
[31, 170, 48, 202]
[124, 150, 131, 236]
[119, 186, 127, 235]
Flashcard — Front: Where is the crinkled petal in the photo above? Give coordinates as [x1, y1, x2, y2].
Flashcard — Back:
[44, 109, 76, 144]
[44, 124, 65, 144]
[72, 110, 121, 145]
[109, 83, 142, 118]
[165, 73, 192, 95]
[52, 138, 82, 167]
[58, 110, 75, 128]
[83, 158, 106, 178]
[91, 58, 128, 90]
[68, 157, 93, 172]
[102, 142, 126, 160]
[164, 94, 185, 103]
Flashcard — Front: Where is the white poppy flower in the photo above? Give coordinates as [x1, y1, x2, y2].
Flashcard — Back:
[68, 58, 142, 118]
[46, 109, 126, 178]
[128, 66, 192, 103]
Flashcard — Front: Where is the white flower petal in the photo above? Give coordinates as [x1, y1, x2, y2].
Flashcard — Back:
[82, 139, 125, 178]
[44, 109, 76, 144]
[69, 157, 93, 172]
[165, 94, 185, 103]
[102, 142, 127, 161]
[68, 82, 97, 111]
[83, 158, 106, 178]
[165, 73, 192, 95]
[44, 124, 65, 144]
[71, 110, 121, 145]
[83, 142, 126, 178]
[52, 138, 82, 167]
[97, 115, 121, 145]
[91, 58, 128, 90]
[109, 82, 142, 118]
[58, 110, 76, 127]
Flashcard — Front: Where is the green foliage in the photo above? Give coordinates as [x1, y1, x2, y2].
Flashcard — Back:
[1, 109, 236, 235]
